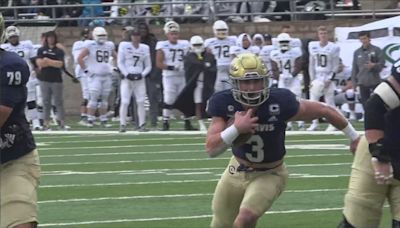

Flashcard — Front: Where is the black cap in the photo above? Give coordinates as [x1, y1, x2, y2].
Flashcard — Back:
[263, 33, 272, 40]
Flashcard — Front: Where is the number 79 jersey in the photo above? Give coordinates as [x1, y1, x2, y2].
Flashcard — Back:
[85, 40, 115, 76]
[156, 40, 189, 77]
[204, 36, 237, 67]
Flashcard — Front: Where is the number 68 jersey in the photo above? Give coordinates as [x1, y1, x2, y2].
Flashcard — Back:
[207, 88, 300, 163]
[84, 40, 115, 76]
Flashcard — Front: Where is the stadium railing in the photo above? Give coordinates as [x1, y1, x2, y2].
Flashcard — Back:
[0, 0, 398, 24]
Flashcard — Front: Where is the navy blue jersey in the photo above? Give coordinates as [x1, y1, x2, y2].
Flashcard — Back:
[0, 50, 36, 164]
[207, 88, 300, 163]
[385, 106, 400, 179]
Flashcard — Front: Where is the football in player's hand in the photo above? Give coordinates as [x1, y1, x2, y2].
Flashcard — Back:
[227, 117, 252, 146]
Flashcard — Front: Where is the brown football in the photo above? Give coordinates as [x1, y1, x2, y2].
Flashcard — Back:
[227, 118, 252, 146]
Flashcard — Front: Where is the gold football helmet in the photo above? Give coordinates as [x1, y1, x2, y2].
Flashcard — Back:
[0, 13, 5, 44]
[230, 53, 270, 106]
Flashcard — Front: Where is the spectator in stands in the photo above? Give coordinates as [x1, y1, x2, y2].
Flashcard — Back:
[351, 30, 385, 109]
[138, 22, 162, 129]
[79, 0, 104, 27]
[62, 0, 83, 26]
[35, 31, 66, 130]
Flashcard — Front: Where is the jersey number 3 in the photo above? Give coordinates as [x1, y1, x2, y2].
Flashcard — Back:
[245, 135, 264, 162]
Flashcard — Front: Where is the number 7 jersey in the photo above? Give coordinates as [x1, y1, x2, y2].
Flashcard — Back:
[84, 40, 115, 76]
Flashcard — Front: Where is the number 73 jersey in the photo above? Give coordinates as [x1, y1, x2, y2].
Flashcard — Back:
[156, 40, 189, 77]
[85, 40, 115, 76]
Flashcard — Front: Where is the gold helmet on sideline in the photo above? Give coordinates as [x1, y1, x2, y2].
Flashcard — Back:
[230, 53, 271, 106]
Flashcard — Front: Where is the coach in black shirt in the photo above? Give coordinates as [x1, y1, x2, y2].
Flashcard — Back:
[36, 31, 66, 130]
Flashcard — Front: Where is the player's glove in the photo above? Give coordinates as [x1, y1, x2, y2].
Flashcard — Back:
[127, 73, 143, 81]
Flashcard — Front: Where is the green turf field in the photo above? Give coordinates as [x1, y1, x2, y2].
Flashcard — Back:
[34, 123, 392, 228]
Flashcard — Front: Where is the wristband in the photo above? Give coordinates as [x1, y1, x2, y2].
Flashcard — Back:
[166, 65, 175, 71]
[220, 125, 240, 145]
[341, 123, 359, 141]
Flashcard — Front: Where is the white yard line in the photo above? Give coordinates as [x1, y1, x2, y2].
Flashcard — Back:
[40, 151, 349, 158]
[39, 207, 344, 226]
[38, 143, 205, 150]
[38, 189, 346, 204]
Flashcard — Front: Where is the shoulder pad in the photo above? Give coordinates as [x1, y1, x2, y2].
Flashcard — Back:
[374, 81, 400, 110]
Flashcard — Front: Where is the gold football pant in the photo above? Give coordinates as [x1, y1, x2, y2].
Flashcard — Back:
[343, 136, 400, 228]
[211, 156, 288, 228]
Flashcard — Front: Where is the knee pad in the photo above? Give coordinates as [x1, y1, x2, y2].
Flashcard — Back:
[27, 101, 37, 110]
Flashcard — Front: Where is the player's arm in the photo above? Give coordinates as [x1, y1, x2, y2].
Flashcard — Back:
[330, 46, 340, 80]
[290, 99, 359, 152]
[270, 60, 280, 80]
[142, 50, 152, 77]
[78, 48, 89, 70]
[308, 53, 315, 81]
[111, 49, 117, 67]
[0, 105, 12, 128]
[117, 45, 128, 77]
[365, 76, 400, 161]
[156, 49, 169, 70]
[292, 56, 303, 77]
[205, 109, 258, 157]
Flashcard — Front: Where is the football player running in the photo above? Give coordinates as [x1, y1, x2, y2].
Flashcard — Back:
[205, 53, 359, 228]
[270, 33, 304, 130]
[308, 26, 341, 131]
[0, 13, 41, 228]
[204, 20, 236, 93]
[117, 27, 152, 132]
[78, 27, 117, 127]
[1, 25, 41, 130]
[156, 20, 196, 131]
[339, 60, 400, 228]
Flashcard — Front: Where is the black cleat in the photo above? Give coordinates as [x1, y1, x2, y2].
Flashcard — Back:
[162, 121, 170, 131]
[184, 120, 198, 131]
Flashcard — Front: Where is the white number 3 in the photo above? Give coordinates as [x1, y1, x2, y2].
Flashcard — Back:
[245, 135, 264, 162]
[7, 71, 22, 85]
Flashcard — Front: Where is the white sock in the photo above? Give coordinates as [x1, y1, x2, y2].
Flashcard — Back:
[119, 103, 128, 126]
[137, 102, 146, 127]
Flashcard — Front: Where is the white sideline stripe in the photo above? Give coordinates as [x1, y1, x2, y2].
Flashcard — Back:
[38, 189, 346, 204]
[40, 179, 221, 188]
[33, 130, 363, 135]
[41, 163, 351, 175]
[38, 143, 204, 150]
[39, 207, 343, 226]
[40, 151, 349, 158]
[40, 155, 351, 166]
[40, 172, 350, 188]
[38, 143, 348, 151]
[38, 137, 348, 144]
[166, 172, 212, 175]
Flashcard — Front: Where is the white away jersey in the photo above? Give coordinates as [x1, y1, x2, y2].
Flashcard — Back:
[117, 41, 151, 77]
[156, 40, 189, 76]
[84, 40, 115, 75]
[1, 40, 35, 63]
[270, 47, 302, 76]
[259, 45, 276, 70]
[72, 39, 91, 64]
[308, 41, 340, 75]
[204, 36, 237, 66]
